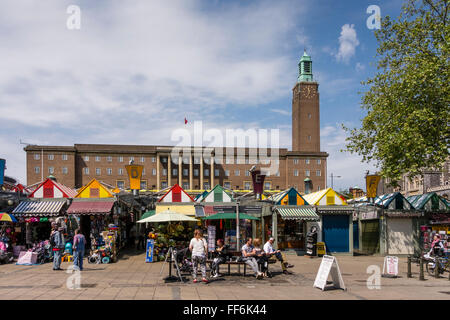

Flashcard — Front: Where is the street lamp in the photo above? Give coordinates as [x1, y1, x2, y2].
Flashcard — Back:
[330, 173, 342, 189]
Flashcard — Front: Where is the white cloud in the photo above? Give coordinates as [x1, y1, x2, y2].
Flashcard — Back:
[321, 124, 377, 191]
[336, 24, 359, 64]
[270, 108, 291, 116]
[355, 62, 365, 72]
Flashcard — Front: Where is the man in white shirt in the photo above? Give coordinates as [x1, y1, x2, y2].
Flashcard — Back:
[263, 237, 294, 274]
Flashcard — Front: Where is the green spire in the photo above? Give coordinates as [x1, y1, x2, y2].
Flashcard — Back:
[298, 50, 313, 82]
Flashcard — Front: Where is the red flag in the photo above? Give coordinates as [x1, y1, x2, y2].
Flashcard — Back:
[184, 117, 188, 124]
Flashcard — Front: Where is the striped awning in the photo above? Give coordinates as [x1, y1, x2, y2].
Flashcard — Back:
[12, 200, 66, 217]
[275, 207, 319, 220]
[67, 200, 114, 215]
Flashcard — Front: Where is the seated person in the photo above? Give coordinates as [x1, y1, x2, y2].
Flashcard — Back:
[253, 238, 270, 277]
[210, 239, 229, 278]
[242, 238, 264, 279]
[263, 237, 294, 275]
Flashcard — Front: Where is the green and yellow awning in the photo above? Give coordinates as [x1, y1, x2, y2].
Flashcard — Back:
[275, 207, 319, 221]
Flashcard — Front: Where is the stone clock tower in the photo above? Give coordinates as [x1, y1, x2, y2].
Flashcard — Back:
[292, 51, 320, 152]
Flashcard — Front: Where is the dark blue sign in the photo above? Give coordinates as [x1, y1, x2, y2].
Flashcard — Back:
[145, 239, 155, 263]
[0, 159, 5, 186]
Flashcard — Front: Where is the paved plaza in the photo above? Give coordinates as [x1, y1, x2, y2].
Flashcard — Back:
[0, 251, 449, 300]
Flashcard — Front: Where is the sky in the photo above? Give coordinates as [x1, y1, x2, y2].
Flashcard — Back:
[0, 0, 405, 191]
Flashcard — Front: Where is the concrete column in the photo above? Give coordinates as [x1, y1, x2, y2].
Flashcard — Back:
[272, 211, 278, 250]
[200, 154, 204, 189]
[178, 156, 182, 186]
[349, 214, 353, 255]
[156, 154, 160, 190]
[189, 155, 193, 190]
[210, 155, 214, 188]
[168, 154, 171, 187]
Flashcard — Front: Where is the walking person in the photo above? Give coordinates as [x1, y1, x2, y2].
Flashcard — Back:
[189, 229, 209, 283]
[242, 238, 264, 279]
[51, 225, 65, 271]
[73, 229, 86, 271]
[263, 237, 294, 275]
[210, 239, 229, 278]
[137, 229, 146, 251]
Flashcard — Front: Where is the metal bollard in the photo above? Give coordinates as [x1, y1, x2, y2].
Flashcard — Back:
[407, 256, 412, 278]
[434, 259, 440, 279]
[419, 258, 425, 281]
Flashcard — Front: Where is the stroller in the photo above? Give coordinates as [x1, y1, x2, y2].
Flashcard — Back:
[33, 241, 52, 264]
[174, 247, 193, 273]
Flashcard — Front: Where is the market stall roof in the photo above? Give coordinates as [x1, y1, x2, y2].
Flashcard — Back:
[141, 210, 156, 220]
[137, 209, 198, 223]
[267, 187, 309, 206]
[201, 212, 260, 220]
[158, 184, 195, 203]
[406, 192, 449, 211]
[29, 178, 77, 198]
[274, 206, 319, 221]
[12, 199, 66, 216]
[374, 192, 413, 210]
[302, 188, 348, 206]
[67, 199, 115, 215]
[194, 191, 209, 202]
[75, 178, 115, 198]
[201, 185, 234, 203]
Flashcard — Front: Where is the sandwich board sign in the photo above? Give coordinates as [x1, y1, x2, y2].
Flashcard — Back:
[382, 256, 398, 277]
[313, 255, 346, 291]
[145, 239, 155, 263]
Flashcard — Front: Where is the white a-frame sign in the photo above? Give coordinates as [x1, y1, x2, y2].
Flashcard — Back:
[313, 255, 346, 291]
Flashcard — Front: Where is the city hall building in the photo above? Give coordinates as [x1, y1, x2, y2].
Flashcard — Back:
[25, 52, 329, 193]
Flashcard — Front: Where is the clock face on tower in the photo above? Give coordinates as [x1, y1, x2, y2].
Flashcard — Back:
[301, 85, 317, 99]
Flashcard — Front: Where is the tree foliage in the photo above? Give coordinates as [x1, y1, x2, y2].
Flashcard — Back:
[343, 0, 450, 186]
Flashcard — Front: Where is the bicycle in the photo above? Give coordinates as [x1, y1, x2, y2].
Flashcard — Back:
[425, 255, 450, 276]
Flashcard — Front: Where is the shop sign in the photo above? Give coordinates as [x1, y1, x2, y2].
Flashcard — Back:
[240, 206, 262, 214]
[251, 170, 266, 195]
[207, 225, 216, 252]
[313, 255, 346, 291]
[125, 164, 143, 190]
[213, 206, 236, 213]
[366, 175, 381, 198]
[361, 210, 379, 220]
[316, 242, 326, 257]
[0, 158, 5, 186]
[382, 256, 398, 277]
[145, 239, 155, 263]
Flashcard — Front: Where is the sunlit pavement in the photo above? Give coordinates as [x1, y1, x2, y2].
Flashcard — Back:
[1, 250, 449, 300]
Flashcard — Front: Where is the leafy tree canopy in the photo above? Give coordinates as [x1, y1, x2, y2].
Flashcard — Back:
[343, 0, 449, 186]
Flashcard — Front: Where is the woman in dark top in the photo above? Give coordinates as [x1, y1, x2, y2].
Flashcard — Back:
[210, 239, 229, 278]
[254, 238, 269, 277]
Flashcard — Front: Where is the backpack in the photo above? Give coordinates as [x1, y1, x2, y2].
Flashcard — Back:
[50, 233, 57, 247]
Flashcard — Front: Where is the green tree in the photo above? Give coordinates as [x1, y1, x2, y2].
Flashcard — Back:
[343, 0, 449, 185]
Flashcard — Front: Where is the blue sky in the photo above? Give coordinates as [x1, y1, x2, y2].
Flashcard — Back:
[0, 0, 405, 191]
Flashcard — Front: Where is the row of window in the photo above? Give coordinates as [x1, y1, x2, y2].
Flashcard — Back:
[33, 153, 323, 165]
[114, 180, 322, 191]
[34, 166, 320, 177]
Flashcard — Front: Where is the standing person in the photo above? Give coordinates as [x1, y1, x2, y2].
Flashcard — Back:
[254, 238, 269, 277]
[73, 229, 86, 271]
[129, 225, 137, 248]
[210, 239, 229, 278]
[51, 226, 65, 271]
[189, 229, 209, 283]
[263, 237, 294, 275]
[137, 229, 146, 251]
[431, 235, 445, 257]
[241, 238, 264, 279]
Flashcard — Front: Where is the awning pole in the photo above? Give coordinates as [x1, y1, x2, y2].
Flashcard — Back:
[236, 201, 240, 252]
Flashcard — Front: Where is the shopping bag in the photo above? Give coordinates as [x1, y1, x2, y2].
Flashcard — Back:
[17, 251, 38, 265]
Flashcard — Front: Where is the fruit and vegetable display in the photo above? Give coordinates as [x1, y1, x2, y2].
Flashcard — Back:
[147, 223, 192, 261]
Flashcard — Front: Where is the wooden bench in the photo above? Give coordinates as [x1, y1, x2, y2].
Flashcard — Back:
[206, 252, 276, 276]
